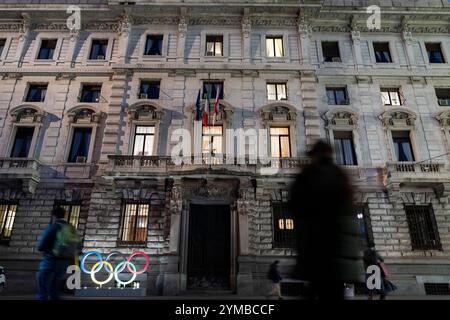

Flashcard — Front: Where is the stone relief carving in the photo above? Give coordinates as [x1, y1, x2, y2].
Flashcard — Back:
[325, 108, 358, 127]
[68, 108, 102, 124]
[178, 16, 187, 38]
[11, 107, 45, 124]
[260, 105, 297, 122]
[380, 109, 416, 127]
[436, 111, 450, 127]
[242, 14, 251, 38]
[128, 105, 164, 121]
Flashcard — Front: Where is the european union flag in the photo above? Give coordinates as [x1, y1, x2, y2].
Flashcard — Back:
[195, 89, 201, 121]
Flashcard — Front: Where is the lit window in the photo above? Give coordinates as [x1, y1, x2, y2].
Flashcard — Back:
[266, 36, 284, 57]
[334, 131, 357, 166]
[381, 88, 402, 106]
[139, 81, 160, 99]
[26, 84, 47, 102]
[55, 202, 81, 229]
[37, 39, 57, 60]
[267, 83, 287, 101]
[322, 41, 341, 62]
[10, 127, 34, 158]
[202, 126, 223, 155]
[68, 127, 92, 163]
[0, 203, 17, 241]
[144, 35, 163, 55]
[273, 202, 296, 248]
[120, 203, 149, 243]
[392, 131, 414, 162]
[426, 43, 445, 64]
[270, 127, 291, 158]
[133, 126, 155, 156]
[89, 39, 108, 60]
[206, 35, 223, 56]
[373, 42, 392, 63]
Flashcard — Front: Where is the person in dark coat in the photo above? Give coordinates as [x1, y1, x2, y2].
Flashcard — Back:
[267, 260, 283, 299]
[290, 140, 362, 300]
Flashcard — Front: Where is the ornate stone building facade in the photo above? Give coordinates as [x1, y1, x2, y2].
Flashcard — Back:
[0, 0, 450, 296]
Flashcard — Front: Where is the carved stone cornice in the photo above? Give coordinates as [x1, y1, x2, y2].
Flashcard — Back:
[436, 111, 450, 128]
[379, 108, 416, 128]
[324, 107, 358, 128]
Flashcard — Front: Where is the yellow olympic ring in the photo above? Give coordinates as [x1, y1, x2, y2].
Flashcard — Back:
[90, 261, 114, 286]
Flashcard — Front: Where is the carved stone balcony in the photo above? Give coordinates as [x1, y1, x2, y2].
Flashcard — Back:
[384, 161, 450, 186]
[105, 155, 309, 177]
[0, 158, 41, 194]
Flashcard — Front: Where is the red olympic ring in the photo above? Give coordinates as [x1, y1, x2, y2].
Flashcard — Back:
[126, 250, 150, 274]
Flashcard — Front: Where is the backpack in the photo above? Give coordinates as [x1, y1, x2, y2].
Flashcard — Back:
[52, 222, 81, 259]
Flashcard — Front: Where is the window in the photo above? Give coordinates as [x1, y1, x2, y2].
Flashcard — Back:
[206, 35, 223, 56]
[68, 127, 92, 163]
[381, 88, 402, 106]
[119, 203, 149, 243]
[144, 35, 163, 56]
[322, 41, 341, 62]
[272, 202, 296, 248]
[0, 39, 6, 57]
[202, 81, 223, 100]
[267, 83, 287, 101]
[0, 203, 17, 242]
[139, 81, 160, 99]
[426, 43, 445, 64]
[326, 87, 348, 105]
[334, 131, 357, 165]
[373, 42, 392, 63]
[266, 36, 284, 57]
[37, 39, 57, 60]
[25, 84, 47, 102]
[89, 39, 108, 60]
[133, 126, 155, 156]
[405, 205, 441, 250]
[435, 88, 450, 106]
[54, 202, 81, 229]
[392, 131, 414, 162]
[355, 205, 373, 247]
[202, 125, 223, 155]
[79, 84, 102, 103]
[10, 127, 34, 158]
[270, 127, 291, 158]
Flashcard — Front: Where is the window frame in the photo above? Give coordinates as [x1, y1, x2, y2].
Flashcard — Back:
[25, 83, 48, 102]
[381, 88, 403, 106]
[36, 38, 58, 60]
[202, 81, 224, 100]
[326, 87, 349, 105]
[139, 80, 161, 99]
[54, 201, 82, 229]
[272, 201, 296, 249]
[79, 84, 102, 103]
[373, 42, 393, 63]
[435, 88, 450, 106]
[0, 202, 18, 244]
[265, 36, 284, 58]
[202, 125, 224, 156]
[425, 42, 446, 64]
[333, 130, 358, 166]
[405, 204, 442, 251]
[118, 202, 151, 246]
[391, 130, 416, 162]
[269, 126, 291, 158]
[88, 39, 109, 61]
[205, 35, 224, 57]
[0, 38, 7, 60]
[321, 41, 341, 63]
[132, 125, 156, 156]
[266, 82, 288, 101]
[144, 34, 164, 56]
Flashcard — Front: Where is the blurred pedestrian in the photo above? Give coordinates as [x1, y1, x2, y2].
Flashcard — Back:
[267, 260, 283, 299]
[363, 242, 396, 300]
[36, 207, 81, 300]
[290, 140, 362, 300]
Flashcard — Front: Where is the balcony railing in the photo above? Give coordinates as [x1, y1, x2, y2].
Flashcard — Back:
[106, 155, 310, 176]
[384, 161, 449, 183]
[0, 158, 41, 193]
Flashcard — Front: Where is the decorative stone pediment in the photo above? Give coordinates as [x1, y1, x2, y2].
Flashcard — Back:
[68, 106, 102, 124]
[10, 105, 45, 124]
[436, 111, 450, 127]
[128, 103, 164, 121]
[189, 101, 234, 125]
[260, 103, 297, 122]
[324, 107, 358, 128]
[379, 108, 416, 128]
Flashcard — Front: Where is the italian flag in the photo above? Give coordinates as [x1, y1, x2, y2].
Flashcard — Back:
[213, 84, 220, 125]
[203, 89, 211, 127]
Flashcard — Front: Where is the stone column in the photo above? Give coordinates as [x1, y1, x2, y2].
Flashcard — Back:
[16, 13, 31, 67]
[350, 16, 363, 68]
[300, 71, 321, 148]
[176, 8, 187, 63]
[242, 8, 251, 63]
[297, 13, 311, 65]
[401, 17, 415, 70]
[117, 12, 132, 64]
[99, 70, 130, 163]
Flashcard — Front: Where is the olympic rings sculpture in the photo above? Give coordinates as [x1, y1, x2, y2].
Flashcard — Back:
[79, 250, 150, 286]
